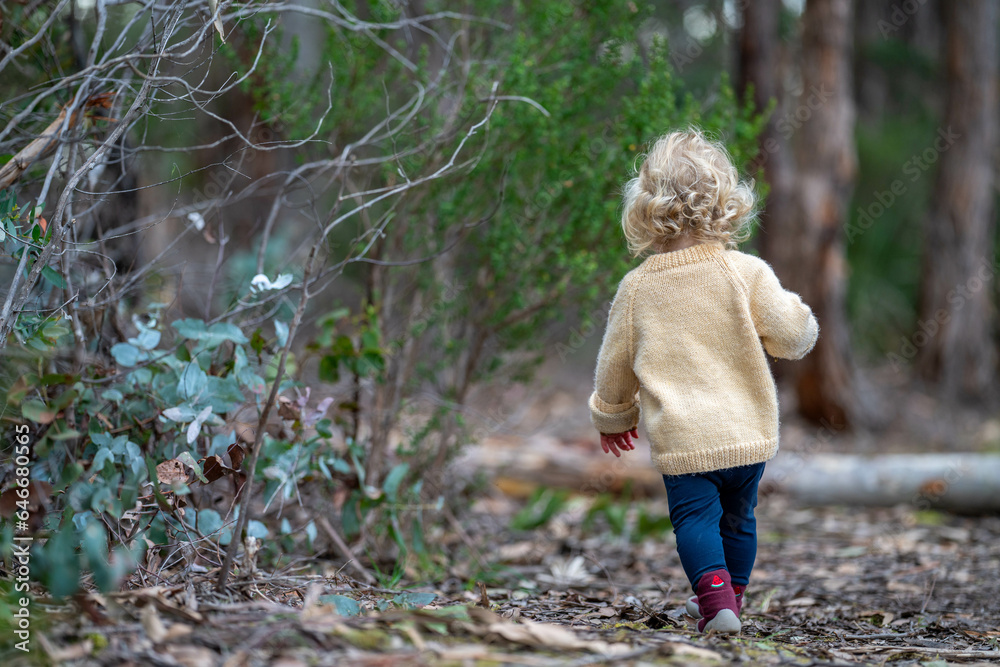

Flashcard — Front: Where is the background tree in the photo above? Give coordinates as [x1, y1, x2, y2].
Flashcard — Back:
[916, 0, 999, 400]
[786, 0, 860, 427]
[738, 0, 793, 275]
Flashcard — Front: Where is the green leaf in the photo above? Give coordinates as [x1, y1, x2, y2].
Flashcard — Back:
[635, 507, 672, 541]
[330, 335, 354, 358]
[341, 495, 361, 539]
[511, 488, 569, 531]
[247, 520, 269, 539]
[274, 320, 289, 347]
[250, 328, 266, 356]
[175, 451, 209, 483]
[382, 463, 409, 502]
[91, 447, 115, 472]
[319, 594, 362, 616]
[392, 591, 436, 609]
[178, 361, 208, 401]
[37, 525, 81, 599]
[305, 521, 317, 544]
[604, 502, 627, 536]
[204, 375, 244, 413]
[22, 399, 55, 424]
[40, 265, 66, 288]
[173, 318, 249, 348]
[102, 389, 124, 402]
[360, 330, 379, 351]
[162, 404, 199, 422]
[318, 355, 340, 382]
[49, 427, 82, 441]
[125, 441, 144, 476]
[325, 307, 350, 321]
[54, 462, 84, 494]
[196, 508, 223, 535]
[111, 342, 141, 367]
[131, 328, 161, 350]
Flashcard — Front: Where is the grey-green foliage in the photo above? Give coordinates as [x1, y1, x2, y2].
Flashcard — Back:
[2, 309, 269, 598]
[232, 0, 765, 502]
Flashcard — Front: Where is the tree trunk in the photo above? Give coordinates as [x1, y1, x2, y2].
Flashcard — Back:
[739, 0, 795, 281]
[852, 0, 892, 125]
[916, 0, 999, 400]
[790, 0, 858, 428]
[739, 0, 797, 387]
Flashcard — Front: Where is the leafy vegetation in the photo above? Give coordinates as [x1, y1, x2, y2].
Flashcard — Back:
[0, 0, 762, 601]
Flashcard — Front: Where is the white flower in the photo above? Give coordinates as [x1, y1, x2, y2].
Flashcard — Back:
[250, 273, 293, 293]
[536, 556, 593, 587]
[187, 211, 205, 231]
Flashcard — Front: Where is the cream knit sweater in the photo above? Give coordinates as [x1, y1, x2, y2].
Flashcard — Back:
[589, 242, 819, 475]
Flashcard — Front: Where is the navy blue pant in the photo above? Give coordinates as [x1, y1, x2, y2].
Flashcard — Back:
[662, 462, 765, 591]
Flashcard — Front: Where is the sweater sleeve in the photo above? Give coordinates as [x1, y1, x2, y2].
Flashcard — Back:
[737, 254, 819, 360]
[589, 274, 641, 434]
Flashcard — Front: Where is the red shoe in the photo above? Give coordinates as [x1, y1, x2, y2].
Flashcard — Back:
[694, 569, 741, 634]
[687, 584, 747, 619]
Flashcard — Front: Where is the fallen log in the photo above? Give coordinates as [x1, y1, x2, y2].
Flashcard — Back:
[461, 438, 1000, 512]
[455, 435, 665, 498]
[761, 452, 1000, 512]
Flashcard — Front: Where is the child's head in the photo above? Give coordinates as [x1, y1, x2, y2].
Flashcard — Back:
[621, 128, 756, 256]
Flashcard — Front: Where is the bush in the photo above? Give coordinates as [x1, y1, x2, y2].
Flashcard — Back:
[0, 0, 764, 598]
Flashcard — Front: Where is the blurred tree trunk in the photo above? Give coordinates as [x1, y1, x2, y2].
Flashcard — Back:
[852, 0, 892, 124]
[855, 0, 944, 123]
[917, 0, 999, 399]
[790, 0, 858, 427]
[739, 0, 796, 387]
[739, 0, 795, 277]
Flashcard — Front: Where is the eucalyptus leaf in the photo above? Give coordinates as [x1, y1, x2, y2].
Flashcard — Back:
[101, 389, 124, 402]
[382, 463, 409, 502]
[173, 319, 249, 348]
[178, 361, 208, 401]
[305, 521, 317, 544]
[247, 520, 269, 539]
[274, 320, 289, 347]
[125, 441, 145, 478]
[186, 405, 213, 445]
[41, 265, 67, 288]
[319, 594, 362, 617]
[392, 591, 436, 609]
[110, 342, 141, 367]
[175, 451, 209, 483]
[72, 511, 94, 531]
[162, 405, 198, 422]
[91, 447, 115, 472]
[196, 508, 223, 536]
[204, 375, 245, 413]
[131, 328, 161, 351]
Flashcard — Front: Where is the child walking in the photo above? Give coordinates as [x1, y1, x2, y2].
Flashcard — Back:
[590, 129, 819, 634]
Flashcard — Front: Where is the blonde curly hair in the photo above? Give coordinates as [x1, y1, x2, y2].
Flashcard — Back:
[621, 128, 757, 256]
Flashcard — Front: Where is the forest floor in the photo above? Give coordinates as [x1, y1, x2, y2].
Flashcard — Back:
[21, 493, 1000, 667]
[15, 361, 1000, 666]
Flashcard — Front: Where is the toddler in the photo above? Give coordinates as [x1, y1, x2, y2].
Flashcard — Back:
[590, 129, 818, 634]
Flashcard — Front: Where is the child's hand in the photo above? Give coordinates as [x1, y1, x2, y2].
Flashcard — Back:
[600, 428, 638, 457]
